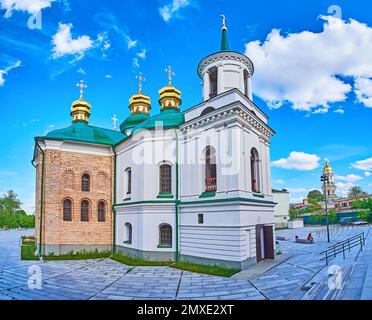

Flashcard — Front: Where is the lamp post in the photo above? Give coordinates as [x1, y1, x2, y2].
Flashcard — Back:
[321, 174, 330, 243]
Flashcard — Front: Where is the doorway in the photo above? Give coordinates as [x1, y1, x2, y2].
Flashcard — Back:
[256, 225, 274, 262]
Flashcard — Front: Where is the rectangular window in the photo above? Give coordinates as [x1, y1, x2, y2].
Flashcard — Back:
[198, 214, 204, 224]
[160, 165, 172, 193]
[127, 169, 132, 194]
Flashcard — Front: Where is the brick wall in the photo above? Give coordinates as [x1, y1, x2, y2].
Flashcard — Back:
[35, 147, 114, 249]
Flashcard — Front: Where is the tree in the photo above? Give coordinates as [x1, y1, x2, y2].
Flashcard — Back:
[348, 186, 368, 199]
[307, 190, 324, 203]
[353, 198, 372, 210]
[0, 190, 22, 213]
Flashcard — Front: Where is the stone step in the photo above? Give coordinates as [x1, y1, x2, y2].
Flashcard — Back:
[361, 265, 372, 300]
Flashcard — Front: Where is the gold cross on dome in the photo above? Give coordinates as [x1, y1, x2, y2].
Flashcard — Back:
[76, 80, 87, 99]
[220, 14, 227, 29]
[136, 72, 145, 93]
[164, 66, 175, 85]
[111, 114, 118, 130]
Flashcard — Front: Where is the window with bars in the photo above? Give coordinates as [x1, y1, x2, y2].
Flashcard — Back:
[159, 224, 172, 246]
[98, 201, 106, 222]
[205, 146, 217, 192]
[82, 174, 90, 192]
[159, 164, 172, 193]
[81, 200, 89, 222]
[63, 199, 72, 221]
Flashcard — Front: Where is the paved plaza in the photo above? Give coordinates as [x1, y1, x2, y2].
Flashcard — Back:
[0, 225, 371, 300]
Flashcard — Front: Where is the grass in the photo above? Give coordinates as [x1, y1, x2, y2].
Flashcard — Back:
[169, 261, 240, 277]
[44, 250, 111, 261]
[21, 243, 39, 260]
[111, 253, 172, 266]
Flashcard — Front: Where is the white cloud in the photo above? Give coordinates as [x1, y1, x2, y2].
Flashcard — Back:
[272, 151, 320, 171]
[52, 23, 93, 59]
[0, 60, 22, 87]
[77, 68, 86, 75]
[245, 16, 372, 112]
[0, 0, 55, 18]
[137, 49, 147, 59]
[334, 108, 345, 114]
[287, 188, 307, 193]
[105, 74, 112, 79]
[336, 182, 355, 196]
[126, 36, 137, 49]
[355, 77, 372, 108]
[132, 57, 140, 68]
[273, 179, 285, 184]
[159, 0, 191, 22]
[335, 174, 363, 183]
[351, 157, 372, 171]
[365, 172, 371, 177]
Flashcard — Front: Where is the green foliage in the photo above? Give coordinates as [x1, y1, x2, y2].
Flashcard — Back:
[348, 186, 368, 199]
[353, 198, 372, 210]
[307, 190, 324, 203]
[44, 249, 111, 260]
[0, 190, 34, 229]
[356, 211, 370, 221]
[111, 253, 172, 266]
[309, 212, 324, 224]
[170, 261, 239, 277]
[328, 209, 338, 224]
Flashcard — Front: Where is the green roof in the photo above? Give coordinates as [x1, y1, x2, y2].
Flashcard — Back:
[119, 112, 149, 133]
[37, 121, 126, 146]
[221, 28, 229, 51]
[132, 108, 185, 133]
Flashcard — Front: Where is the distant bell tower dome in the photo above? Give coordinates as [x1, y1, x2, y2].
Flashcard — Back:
[197, 15, 255, 102]
[322, 160, 337, 201]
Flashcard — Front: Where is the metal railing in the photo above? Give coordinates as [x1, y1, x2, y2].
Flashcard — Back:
[205, 177, 217, 192]
[320, 232, 365, 266]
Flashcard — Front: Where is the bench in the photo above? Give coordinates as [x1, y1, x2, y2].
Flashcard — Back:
[296, 238, 314, 244]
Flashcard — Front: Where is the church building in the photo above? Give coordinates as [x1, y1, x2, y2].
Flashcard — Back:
[32, 18, 276, 269]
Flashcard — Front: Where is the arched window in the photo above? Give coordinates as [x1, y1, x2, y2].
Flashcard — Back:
[82, 174, 90, 192]
[98, 201, 106, 222]
[159, 164, 172, 193]
[159, 224, 172, 247]
[201, 107, 216, 117]
[63, 199, 72, 221]
[250, 148, 260, 193]
[205, 146, 217, 192]
[126, 168, 132, 195]
[81, 200, 89, 222]
[124, 223, 132, 244]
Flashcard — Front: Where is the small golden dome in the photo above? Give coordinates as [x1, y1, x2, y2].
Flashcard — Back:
[158, 84, 182, 111]
[129, 92, 151, 115]
[323, 160, 332, 172]
[71, 98, 91, 123]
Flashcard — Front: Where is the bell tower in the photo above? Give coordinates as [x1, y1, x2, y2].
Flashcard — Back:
[198, 15, 254, 101]
[322, 160, 337, 201]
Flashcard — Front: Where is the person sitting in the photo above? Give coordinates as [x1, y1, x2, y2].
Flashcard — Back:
[307, 233, 314, 242]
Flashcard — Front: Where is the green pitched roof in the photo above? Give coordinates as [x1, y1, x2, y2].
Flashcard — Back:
[37, 121, 126, 146]
[221, 28, 229, 51]
[132, 108, 184, 133]
[119, 112, 149, 133]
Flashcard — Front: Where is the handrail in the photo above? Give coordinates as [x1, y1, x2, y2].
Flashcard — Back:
[320, 232, 365, 266]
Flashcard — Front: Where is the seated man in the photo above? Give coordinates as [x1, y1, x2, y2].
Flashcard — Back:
[307, 233, 314, 242]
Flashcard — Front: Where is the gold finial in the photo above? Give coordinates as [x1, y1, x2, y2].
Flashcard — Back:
[220, 14, 227, 30]
[136, 72, 145, 93]
[112, 114, 118, 130]
[164, 66, 175, 85]
[76, 80, 87, 100]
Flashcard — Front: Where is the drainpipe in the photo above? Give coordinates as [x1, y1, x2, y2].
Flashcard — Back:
[35, 140, 45, 258]
[174, 129, 180, 262]
[111, 146, 117, 255]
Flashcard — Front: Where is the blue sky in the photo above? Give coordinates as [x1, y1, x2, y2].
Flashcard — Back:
[1, 0, 372, 212]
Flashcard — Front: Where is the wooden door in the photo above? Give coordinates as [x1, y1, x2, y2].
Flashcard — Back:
[256, 225, 263, 262]
[263, 225, 274, 259]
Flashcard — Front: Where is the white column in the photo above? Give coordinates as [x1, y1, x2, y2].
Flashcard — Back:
[248, 76, 253, 101]
[217, 64, 224, 95]
[202, 71, 210, 101]
[239, 67, 245, 93]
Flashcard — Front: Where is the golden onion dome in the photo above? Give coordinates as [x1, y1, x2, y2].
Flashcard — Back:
[129, 92, 151, 115]
[70, 98, 92, 123]
[323, 160, 333, 172]
[158, 84, 182, 111]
